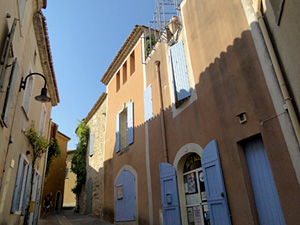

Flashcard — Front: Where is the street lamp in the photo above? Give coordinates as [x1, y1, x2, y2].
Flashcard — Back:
[19, 72, 51, 103]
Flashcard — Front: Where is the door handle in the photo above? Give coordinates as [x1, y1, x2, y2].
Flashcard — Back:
[221, 192, 225, 197]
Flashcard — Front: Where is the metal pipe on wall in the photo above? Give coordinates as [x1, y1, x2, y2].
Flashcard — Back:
[155, 60, 169, 163]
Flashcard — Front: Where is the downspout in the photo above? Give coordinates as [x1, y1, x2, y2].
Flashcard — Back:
[155, 61, 169, 163]
[241, 0, 300, 184]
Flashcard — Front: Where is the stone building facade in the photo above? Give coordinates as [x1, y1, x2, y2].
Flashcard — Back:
[78, 93, 107, 217]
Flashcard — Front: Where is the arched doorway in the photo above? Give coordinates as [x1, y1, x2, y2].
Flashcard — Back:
[182, 153, 209, 225]
[55, 191, 62, 211]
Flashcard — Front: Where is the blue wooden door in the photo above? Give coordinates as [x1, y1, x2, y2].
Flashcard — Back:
[115, 170, 136, 221]
[243, 137, 285, 225]
[159, 163, 181, 225]
[202, 140, 232, 225]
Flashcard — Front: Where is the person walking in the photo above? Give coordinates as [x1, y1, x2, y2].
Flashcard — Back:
[42, 192, 53, 218]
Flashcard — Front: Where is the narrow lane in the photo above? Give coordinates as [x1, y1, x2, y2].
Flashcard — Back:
[39, 210, 113, 225]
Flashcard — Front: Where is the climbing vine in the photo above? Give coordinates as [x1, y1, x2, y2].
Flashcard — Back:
[45, 137, 61, 177]
[71, 120, 90, 194]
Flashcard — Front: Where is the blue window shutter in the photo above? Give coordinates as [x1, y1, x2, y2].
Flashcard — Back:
[21, 164, 32, 215]
[116, 114, 120, 153]
[33, 174, 41, 225]
[144, 85, 153, 122]
[116, 171, 135, 221]
[11, 154, 25, 213]
[89, 133, 95, 156]
[202, 140, 232, 225]
[0, 19, 17, 89]
[244, 137, 285, 225]
[170, 41, 191, 103]
[3, 59, 19, 126]
[159, 163, 181, 225]
[127, 102, 134, 145]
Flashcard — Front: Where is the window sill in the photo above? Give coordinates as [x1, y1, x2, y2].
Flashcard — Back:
[117, 146, 130, 155]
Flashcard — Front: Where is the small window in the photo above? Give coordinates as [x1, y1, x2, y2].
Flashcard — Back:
[18, 0, 27, 22]
[65, 167, 69, 179]
[116, 102, 134, 153]
[39, 105, 46, 135]
[22, 71, 34, 116]
[88, 133, 95, 156]
[130, 51, 135, 75]
[123, 62, 127, 84]
[116, 71, 120, 92]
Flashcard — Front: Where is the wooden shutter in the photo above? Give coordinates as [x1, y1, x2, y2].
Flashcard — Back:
[170, 41, 191, 103]
[144, 85, 153, 122]
[269, 0, 285, 25]
[159, 163, 181, 225]
[89, 133, 95, 156]
[21, 164, 32, 215]
[116, 114, 120, 153]
[22, 75, 34, 115]
[11, 154, 25, 213]
[0, 19, 17, 89]
[32, 174, 41, 225]
[243, 137, 285, 225]
[2, 59, 19, 126]
[202, 140, 232, 225]
[115, 171, 136, 221]
[127, 102, 134, 145]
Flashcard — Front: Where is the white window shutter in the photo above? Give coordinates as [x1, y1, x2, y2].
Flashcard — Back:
[3, 59, 19, 126]
[144, 85, 153, 122]
[116, 114, 120, 153]
[89, 133, 95, 156]
[127, 102, 134, 145]
[170, 41, 191, 103]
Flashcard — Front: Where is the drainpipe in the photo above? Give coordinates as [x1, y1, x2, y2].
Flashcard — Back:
[255, 11, 300, 145]
[241, 0, 300, 184]
[155, 61, 169, 163]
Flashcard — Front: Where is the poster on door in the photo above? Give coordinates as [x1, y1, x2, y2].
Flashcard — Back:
[187, 173, 196, 193]
[193, 205, 202, 225]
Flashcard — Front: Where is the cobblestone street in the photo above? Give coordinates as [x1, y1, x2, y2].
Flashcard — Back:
[38, 210, 113, 225]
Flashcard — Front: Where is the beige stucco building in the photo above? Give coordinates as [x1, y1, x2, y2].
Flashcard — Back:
[0, 0, 59, 224]
[63, 150, 76, 208]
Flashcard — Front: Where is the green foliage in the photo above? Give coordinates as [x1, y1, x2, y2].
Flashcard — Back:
[71, 120, 90, 194]
[146, 34, 156, 56]
[25, 122, 49, 159]
[45, 137, 61, 177]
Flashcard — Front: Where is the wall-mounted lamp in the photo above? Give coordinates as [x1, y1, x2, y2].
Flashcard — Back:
[19, 72, 51, 103]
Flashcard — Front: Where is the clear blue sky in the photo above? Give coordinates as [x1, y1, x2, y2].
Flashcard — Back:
[43, 1, 156, 150]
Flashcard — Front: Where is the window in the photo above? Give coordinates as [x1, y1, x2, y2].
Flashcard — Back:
[22, 72, 34, 116]
[144, 85, 153, 122]
[123, 61, 127, 84]
[116, 102, 134, 153]
[88, 133, 95, 156]
[18, 0, 27, 22]
[65, 167, 69, 179]
[116, 71, 120, 92]
[170, 41, 191, 108]
[130, 51, 135, 75]
[39, 105, 46, 135]
[11, 154, 32, 215]
[1, 59, 19, 126]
